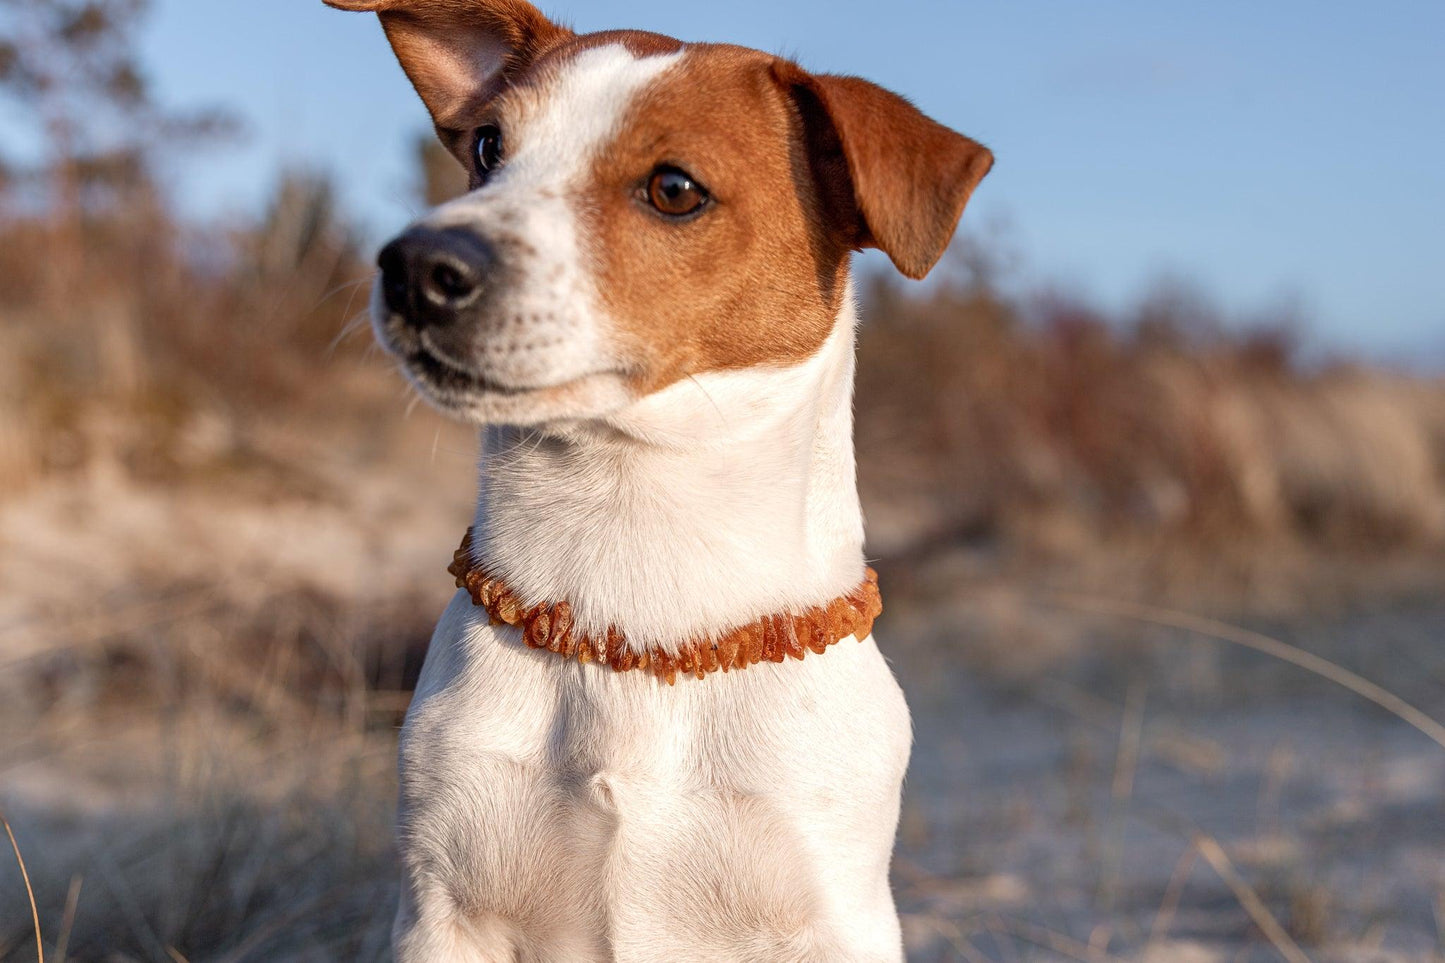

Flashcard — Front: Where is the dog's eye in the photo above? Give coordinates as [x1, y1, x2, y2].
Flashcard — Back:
[646, 167, 709, 218]
[474, 125, 504, 182]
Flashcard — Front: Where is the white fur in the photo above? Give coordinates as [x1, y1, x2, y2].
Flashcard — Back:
[475, 311, 866, 653]
[387, 43, 912, 963]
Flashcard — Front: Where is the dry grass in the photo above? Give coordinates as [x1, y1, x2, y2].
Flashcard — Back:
[1, 812, 41, 963]
[0, 582, 407, 963]
[0, 737, 399, 962]
[0, 175, 374, 498]
[856, 248, 1445, 564]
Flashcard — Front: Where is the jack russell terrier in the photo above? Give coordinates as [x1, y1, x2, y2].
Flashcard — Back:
[324, 1, 991, 959]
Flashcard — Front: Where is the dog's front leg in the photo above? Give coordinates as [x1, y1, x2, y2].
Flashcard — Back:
[393, 876, 528, 963]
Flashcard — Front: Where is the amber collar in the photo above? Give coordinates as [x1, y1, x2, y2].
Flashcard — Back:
[448, 529, 881, 685]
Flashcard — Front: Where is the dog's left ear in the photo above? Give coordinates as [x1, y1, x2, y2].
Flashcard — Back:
[324, 0, 573, 154]
[779, 68, 994, 280]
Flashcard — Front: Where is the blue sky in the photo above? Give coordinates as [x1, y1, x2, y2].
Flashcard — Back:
[134, 0, 1444, 361]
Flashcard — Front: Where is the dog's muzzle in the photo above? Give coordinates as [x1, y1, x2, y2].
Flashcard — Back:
[377, 226, 497, 334]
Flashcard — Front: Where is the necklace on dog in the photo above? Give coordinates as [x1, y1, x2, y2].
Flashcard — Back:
[447, 529, 882, 685]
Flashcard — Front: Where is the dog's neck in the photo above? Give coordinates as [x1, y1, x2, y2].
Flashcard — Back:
[473, 298, 866, 654]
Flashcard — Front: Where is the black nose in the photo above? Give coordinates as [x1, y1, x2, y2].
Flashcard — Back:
[377, 227, 495, 328]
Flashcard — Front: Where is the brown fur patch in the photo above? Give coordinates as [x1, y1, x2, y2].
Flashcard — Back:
[580, 45, 853, 392]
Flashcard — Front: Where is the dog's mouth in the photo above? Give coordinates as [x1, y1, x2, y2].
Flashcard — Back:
[369, 297, 634, 423]
[408, 344, 533, 399]
[375, 320, 548, 399]
[391, 339, 633, 425]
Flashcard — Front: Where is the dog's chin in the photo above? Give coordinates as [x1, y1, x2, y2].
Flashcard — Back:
[399, 348, 634, 427]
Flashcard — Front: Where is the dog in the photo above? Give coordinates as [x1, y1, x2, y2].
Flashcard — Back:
[324, 1, 991, 959]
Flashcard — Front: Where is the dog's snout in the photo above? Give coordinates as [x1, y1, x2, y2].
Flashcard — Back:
[377, 227, 495, 328]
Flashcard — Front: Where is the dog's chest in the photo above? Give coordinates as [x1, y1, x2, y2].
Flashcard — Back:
[397, 594, 911, 958]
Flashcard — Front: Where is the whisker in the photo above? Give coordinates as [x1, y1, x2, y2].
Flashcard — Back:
[319, 274, 374, 305]
[326, 311, 373, 356]
[685, 374, 728, 428]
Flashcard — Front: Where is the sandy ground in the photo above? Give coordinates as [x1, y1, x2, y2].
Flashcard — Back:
[888, 594, 1445, 961]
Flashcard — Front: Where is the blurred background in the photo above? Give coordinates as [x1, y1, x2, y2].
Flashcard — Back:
[1, 1, 1443, 960]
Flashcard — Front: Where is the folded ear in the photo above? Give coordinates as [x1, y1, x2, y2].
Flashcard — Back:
[782, 69, 993, 280]
[324, 0, 572, 153]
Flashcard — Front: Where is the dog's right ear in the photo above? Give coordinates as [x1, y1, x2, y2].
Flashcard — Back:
[324, 0, 572, 153]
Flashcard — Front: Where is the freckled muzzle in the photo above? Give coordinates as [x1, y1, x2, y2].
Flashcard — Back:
[369, 204, 622, 418]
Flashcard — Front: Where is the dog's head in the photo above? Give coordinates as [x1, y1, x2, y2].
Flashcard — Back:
[327, 0, 992, 425]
